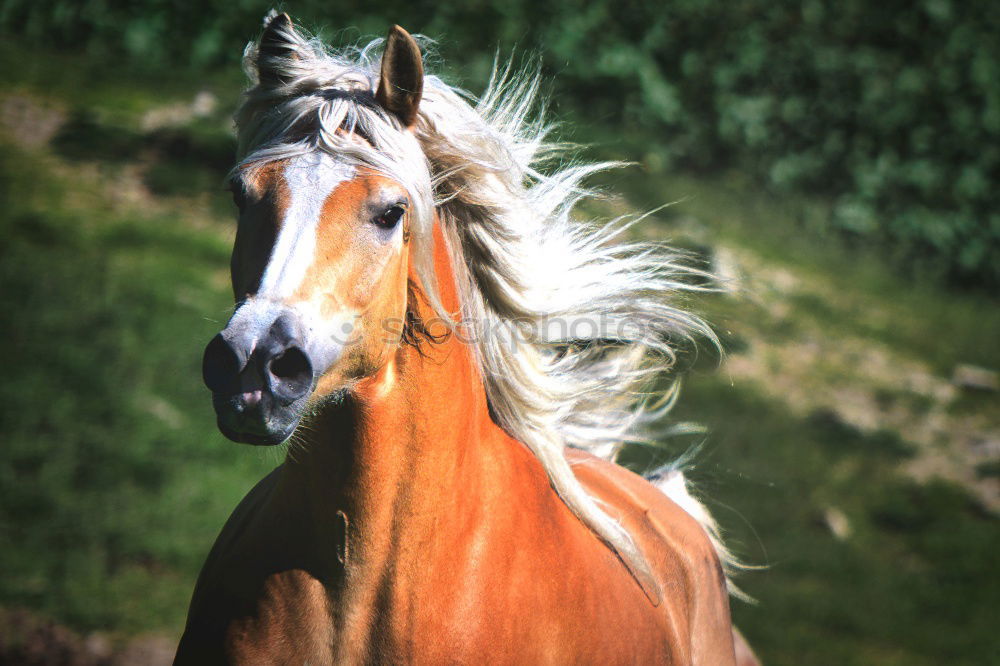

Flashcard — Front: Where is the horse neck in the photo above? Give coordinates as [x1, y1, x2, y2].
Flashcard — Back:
[277, 219, 501, 563]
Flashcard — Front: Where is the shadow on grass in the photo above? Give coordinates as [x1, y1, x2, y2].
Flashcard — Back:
[51, 109, 234, 197]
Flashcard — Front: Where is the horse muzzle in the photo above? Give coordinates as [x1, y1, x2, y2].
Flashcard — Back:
[203, 308, 316, 445]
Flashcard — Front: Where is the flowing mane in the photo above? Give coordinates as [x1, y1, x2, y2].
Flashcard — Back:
[232, 14, 733, 586]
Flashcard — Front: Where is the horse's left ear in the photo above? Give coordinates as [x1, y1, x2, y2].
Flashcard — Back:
[376, 25, 424, 128]
[256, 12, 299, 87]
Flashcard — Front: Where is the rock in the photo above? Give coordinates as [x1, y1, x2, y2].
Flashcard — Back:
[823, 506, 851, 540]
[111, 635, 175, 666]
[0, 608, 176, 666]
[141, 90, 219, 131]
[190, 90, 217, 118]
[712, 246, 743, 295]
[83, 634, 113, 661]
[952, 364, 999, 392]
[0, 608, 103, 665]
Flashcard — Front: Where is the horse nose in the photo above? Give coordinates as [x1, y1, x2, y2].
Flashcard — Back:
[203, 313, 314, 402]
[203, 333, 246, 394]
[257, 315, 314, 403]
[264, 344, 313, 403]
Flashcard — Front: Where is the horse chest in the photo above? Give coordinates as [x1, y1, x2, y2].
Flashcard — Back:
[204, 532, 682, 665]
[320, 541, 684, 665]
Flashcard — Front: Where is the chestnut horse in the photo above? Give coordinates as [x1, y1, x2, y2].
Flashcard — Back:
[176, 13, 757, 664]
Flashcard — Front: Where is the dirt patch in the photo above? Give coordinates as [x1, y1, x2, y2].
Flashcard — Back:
[140, 91, 218, 132]
[0, 93, 66, 150]
[712, 243, 1000, 512]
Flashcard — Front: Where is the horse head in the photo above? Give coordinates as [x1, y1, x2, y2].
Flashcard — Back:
[202, 17, 429, 445]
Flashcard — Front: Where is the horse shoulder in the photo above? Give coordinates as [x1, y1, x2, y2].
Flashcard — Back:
[566, 450, 737, 665]
[420, 435, 686, 663]
[175, 465, 336, 663]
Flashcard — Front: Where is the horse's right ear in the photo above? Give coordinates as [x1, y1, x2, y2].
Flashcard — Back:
[376, 25, 424, 128]
[256, 11, 298, 86]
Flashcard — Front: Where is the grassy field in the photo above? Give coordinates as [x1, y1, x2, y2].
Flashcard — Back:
[1, 46, 998, 663]
[0, 49, 276, 642]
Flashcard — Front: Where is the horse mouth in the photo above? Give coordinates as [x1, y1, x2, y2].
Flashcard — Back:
[202, 313, 319, 447]
[211, 391, 303, 446]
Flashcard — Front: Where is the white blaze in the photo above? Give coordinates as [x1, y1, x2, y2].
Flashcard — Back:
[257, 152, 356, 299]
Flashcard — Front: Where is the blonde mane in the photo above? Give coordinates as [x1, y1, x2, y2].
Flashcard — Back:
[234, 14, 734, 589]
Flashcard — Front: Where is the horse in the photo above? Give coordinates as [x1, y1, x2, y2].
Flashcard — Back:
[176, 12, 758, 664]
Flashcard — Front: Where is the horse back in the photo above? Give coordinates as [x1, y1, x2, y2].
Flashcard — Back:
[567, 449, 737, 665]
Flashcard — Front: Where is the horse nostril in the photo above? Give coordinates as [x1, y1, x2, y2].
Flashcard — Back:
[203, 334, 243, 393]
[267, 346, 313, 401]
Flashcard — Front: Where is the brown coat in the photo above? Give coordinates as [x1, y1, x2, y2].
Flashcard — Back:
[176, 224, 740, 664]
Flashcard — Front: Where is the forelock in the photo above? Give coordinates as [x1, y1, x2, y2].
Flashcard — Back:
[233, 33, 435, 253]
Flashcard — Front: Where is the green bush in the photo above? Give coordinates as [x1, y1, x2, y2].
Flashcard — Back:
[538, 1, 1000, 288]
[2, 0, 998, 287]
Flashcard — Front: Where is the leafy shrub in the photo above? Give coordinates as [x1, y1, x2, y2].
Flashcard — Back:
[3, 0, 998, 286]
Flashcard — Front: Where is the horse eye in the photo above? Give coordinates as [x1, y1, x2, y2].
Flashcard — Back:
[375, 205, 405, 229]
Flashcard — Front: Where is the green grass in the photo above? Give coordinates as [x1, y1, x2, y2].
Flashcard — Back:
[0, 40, 243, 120]
[578, 128, 1000, 375]
[0, 136, 275, 635]
[0, 45, 276, 637]
[629, 378, 1000, 666]
[590, 140, 1000, 663]
[696, 176, 999, 375]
